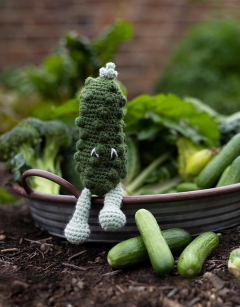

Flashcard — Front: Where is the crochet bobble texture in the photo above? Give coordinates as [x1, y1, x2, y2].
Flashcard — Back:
[74, 62, 127, 196]
[64, 63, 127, 244]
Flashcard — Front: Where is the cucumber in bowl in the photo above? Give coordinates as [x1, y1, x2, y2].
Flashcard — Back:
[107, 228, 192, 269]
[177, 231, 220, 278]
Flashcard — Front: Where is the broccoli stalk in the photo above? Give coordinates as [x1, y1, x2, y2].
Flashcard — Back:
[33, 120, 72, 194]
[125, 151, 173, 195]
[39, 120, 71, 172]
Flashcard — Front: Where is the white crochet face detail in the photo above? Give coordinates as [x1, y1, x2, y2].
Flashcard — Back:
[111, 148, 118, 160]
[99, 62, 118, 79]
[91, 148, 99, 158]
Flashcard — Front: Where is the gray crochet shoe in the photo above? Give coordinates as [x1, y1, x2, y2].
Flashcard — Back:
[99, 183, 126, 231]
[64, 188, 91, 244]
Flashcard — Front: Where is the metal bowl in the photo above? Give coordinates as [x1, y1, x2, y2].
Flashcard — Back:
[12, 169, 240, 243]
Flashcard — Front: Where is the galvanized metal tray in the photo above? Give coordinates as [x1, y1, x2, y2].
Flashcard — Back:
[12, 169, 240, 243]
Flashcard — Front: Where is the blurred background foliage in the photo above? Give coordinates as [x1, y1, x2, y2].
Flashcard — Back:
[0, 19, 133, 134]
[154, 18, 240, 115]
[2, 15, 240, 203]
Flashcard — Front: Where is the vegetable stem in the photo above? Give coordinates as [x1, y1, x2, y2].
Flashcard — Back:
[126, 151, 172, 194]
[135, 175, 182, 195]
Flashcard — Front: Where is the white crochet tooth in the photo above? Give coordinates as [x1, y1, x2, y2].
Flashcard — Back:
[99, 183, 126, 231]
[64, 188, 91, 244]
[91, 147, 99, 158]
[111, 148, 118, 160]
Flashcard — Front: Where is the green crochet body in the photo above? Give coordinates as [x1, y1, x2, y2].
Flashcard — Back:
[64, 63, 128, 244]
[74, 64, 127, 196]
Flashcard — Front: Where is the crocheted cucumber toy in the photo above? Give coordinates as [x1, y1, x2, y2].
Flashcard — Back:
[64, 62, 128, 244]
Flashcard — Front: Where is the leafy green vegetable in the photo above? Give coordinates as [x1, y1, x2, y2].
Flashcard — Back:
[23, 20, 132, 104]
[135, 176, 182, 195]
[121, 136, 140, 187]
[0, 19, 133, 130]
[126, 151, 173, 194]
[142, 160, 178, 185]
[121, 93, 221, 194]
[125, 93, 219, 147]
[93, 20, 133, 65]
[184, 97, 225, 123]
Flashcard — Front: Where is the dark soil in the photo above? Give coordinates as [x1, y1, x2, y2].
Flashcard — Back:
[1, 166, 240, 307]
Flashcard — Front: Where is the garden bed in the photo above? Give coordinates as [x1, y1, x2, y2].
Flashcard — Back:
[1, 170, 240, 307]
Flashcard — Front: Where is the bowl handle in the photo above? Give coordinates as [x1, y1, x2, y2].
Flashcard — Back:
[21, 169, 81, 198]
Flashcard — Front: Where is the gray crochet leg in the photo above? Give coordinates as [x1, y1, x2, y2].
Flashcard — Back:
[64, 188, 91, 244]
[99, 183, 126, 231]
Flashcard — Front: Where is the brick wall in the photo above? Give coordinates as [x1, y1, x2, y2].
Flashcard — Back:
[0, 0, 239, 99]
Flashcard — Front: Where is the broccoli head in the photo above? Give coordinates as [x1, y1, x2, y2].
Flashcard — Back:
[18, 117, 45, 136]
[0, 117, 72, 194]
[0, 126, 40, 163]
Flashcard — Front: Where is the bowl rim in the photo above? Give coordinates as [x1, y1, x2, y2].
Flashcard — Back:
[12, 169, 240, 205]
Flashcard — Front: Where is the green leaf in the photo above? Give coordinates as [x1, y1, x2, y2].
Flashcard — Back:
[137, 125, 162, 141]
[187, 112, 219, 146]
[26, 67, 60, 101]
[125, 93, 219, 146]
[0, 188, 20, 205]
[184, 96, 225, 123]
[146, 112, 206, 144]
[52, 99, 79, 117]
[93, 20, 133, 65]
[154, 93, 194, 118]
[64, 32, 100, 81]
[154, 94, 219, 146]
[124, 94, 155, 134]
[43, 55, 65, 79]
[5, 153, 30, 186]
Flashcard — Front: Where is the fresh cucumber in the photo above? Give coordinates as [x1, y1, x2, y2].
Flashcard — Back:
[135, 209, 175, 276]
[176, 182, 199, 192]
[107, 228, 192, 269]
[222, 155, 240, 186]
[197, 133, 240, 189]
[162, 228, 192, 255]
[216, 165, 230, 187]
[177, 232, 220, 278]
